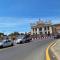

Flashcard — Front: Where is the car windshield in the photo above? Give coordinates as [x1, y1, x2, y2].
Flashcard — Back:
[0, 40, 7, 43]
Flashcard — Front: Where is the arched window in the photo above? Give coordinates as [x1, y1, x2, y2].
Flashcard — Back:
[48, 31, 50, 36]
[39, 27, 42, 31]
[45, 32, 47, 34]
[47, 26, 49, 30]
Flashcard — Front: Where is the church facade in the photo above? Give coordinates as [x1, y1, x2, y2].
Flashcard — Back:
[30, 19, 60, 35]
[31, 20, 52, 35]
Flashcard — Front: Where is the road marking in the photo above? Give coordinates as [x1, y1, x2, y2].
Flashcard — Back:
[51, 42, 58, 60]
[46, 42, 54, 60]
[51, 43, 56, 48]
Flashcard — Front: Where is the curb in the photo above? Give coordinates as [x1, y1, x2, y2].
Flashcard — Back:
[46, 42, 55, 60]
[50, 42, 58, 60]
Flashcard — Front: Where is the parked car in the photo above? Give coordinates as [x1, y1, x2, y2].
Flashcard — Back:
[0, 40, 14, 48]
[15, 39, 22, 44]
[15, 36, 24, 44]
[54, 34, 60, 39]
[15, 34, 32, 44]
[23, 34, 32, 43]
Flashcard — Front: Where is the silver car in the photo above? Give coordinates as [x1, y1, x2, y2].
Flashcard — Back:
[0, 40, 14, 48]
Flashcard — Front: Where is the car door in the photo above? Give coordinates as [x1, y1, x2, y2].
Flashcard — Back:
[7, 40, 11, 46]
[3, 41, 8, 47]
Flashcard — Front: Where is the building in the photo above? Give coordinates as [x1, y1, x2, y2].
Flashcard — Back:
[53, 24, 60, 34]
[30, 19, 60, 36]
[31, 20, 53, 35]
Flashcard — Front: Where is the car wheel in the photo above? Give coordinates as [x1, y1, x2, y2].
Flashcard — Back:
[11, 43, 13, 46]
[25, 40, 28, 43]
[0, 45, 3, 48]
[20, 41, 23, 44]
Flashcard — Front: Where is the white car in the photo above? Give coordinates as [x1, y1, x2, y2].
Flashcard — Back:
[15, 39, 22, 44]
[15, 34, 32, 44]
[0, 40, 14, 48]
[15, 35, 25, 44]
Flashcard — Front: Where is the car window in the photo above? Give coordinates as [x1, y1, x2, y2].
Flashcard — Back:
[4, 41, 7, 43]
[7, 40, 11, 42]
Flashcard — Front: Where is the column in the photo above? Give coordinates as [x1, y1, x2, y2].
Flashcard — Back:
[37, 28, 39, 34]
[42, 27, 45, 34]
[49, 27, 52, 34]
[31, 28, 34, 35]
[34, 28, 36, 34]
[46, 27, 48, 34]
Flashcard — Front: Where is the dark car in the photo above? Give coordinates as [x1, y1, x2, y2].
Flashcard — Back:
[20, 34, 32, 43]
[54, 34, 60, 39]
[23, 34, 32, 43]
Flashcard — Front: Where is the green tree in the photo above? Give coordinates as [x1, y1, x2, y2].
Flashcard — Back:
[9, 32, 20, 36]
[0, 32, 4, 36]
[0, 32, 4, 40]
[13, 32, 20, 36]
[8, 32, 20, 40]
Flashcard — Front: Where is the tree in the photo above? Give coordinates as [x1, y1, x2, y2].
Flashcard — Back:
[8, 32, 20, 36]
[13, 32, 20, 36]
[8, 32, 20, 40]
[0, 32, 4, 36]
[0, 32, 4, 40]
[8, 33, 14, 36]
[20, 33, 24, 35]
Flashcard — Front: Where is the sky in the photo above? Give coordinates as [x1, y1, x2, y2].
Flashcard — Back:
[0, 0, 60, 34]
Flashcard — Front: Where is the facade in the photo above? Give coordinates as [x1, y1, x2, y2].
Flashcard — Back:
[31, 19, 60, 35]
[31, 20, 53, 35]
[53, 24, 60, 34]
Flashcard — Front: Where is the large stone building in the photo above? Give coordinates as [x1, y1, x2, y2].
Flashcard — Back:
[30, 19, 60, 35]
[31, 20, 52, 35]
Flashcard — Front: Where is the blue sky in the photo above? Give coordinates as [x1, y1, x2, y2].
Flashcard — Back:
[0, 0, 60, 34]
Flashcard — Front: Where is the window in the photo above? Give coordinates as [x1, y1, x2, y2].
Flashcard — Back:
[47, 26, 49, 30]
[40, 32, 42, 35]
[39, 27, 42, 31]
[48, 31, 50, 34]
[45, 32, 47, 34]
[36, 33, 37, 35]
[35, 28, 37, 31]
[7, 40, 11, 42]
[44, 27, 46, 30]
[33, 33, 35, 35]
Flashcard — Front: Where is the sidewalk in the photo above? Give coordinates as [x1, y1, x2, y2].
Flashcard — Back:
[50, 39, 60, 60]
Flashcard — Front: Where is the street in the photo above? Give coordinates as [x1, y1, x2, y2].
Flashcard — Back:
[0, 39, 55, 60]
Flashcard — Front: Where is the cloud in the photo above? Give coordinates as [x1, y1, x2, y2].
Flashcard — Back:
[0, 17, 59, 28]
[0, 17, 39, 34]
[0, 23, 19, 27]
[0, 17, 60, 34]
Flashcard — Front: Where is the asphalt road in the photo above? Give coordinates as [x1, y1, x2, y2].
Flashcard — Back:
[0, 39, 55, 60]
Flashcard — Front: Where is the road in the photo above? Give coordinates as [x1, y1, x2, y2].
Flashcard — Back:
[0, 39, 55, 60]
